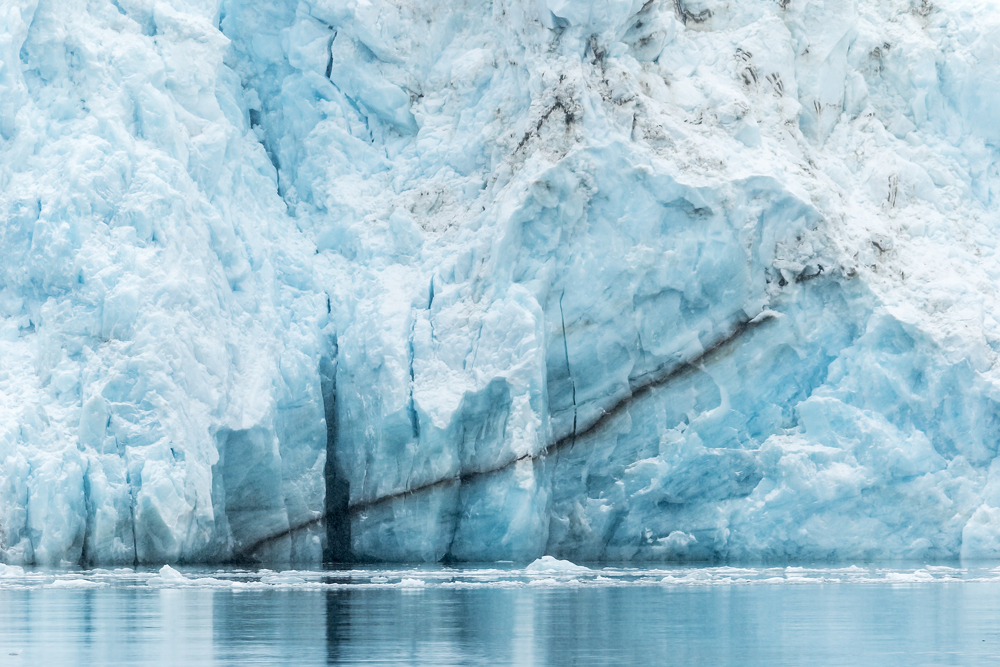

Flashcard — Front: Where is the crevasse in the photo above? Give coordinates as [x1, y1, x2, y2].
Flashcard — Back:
[4, 0, 1000, 565]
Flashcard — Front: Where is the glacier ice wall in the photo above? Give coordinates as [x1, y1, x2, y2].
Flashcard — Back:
[0, 0, 329, 565]
[6, 0, 1000, 564]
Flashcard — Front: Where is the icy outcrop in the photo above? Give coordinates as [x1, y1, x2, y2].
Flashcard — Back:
[0, 0, 328, 565]
[5, 0, 1000, 565]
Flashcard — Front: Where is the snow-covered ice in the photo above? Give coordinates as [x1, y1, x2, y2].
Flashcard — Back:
[6, 0, 1000, 565]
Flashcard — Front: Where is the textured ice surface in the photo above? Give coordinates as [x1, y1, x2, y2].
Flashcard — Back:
[6, 0, 1000, 565]
[0, 0, 328, 565]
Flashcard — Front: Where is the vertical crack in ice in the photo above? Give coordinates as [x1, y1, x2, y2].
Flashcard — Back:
[426, 277, 436, 340]
[22, 463, 32, 564]
[558, 291, 578, 443]
[320, 345, 352, 564]
[246, 104, 281, 184]
[442, 480, 462, 564]
[360, 405, 372, 502]
[468, 319, 484, 370]
[317, 26, 373, 145]
[127, 464, 138, 567]
[80, 462, 92, 567]
[406, 314, 421, 440]
[325, 32, 336, 80]
[635, 326, 648, 378]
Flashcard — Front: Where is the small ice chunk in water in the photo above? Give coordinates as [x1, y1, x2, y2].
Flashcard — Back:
[46, 579, 107, 588]
[146, 564, 190, 587]
[525, 556, 590, 574]
[528, 578, 559, 587]
[158, 565, 186, 581]
[885, 570, 935, 582]
[397, 578, 426, 588]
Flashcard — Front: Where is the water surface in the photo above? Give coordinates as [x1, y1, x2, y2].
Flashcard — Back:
[1, 563, 998, 666]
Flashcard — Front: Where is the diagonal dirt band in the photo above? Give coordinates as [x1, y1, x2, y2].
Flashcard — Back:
[234, 310, 779, 560]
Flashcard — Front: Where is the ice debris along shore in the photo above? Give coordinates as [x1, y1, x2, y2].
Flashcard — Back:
[5, 0, 1000, 565]
[0, 560, 997, 590]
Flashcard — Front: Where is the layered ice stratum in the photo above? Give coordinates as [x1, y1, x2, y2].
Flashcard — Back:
[5, 0, 1000, 565]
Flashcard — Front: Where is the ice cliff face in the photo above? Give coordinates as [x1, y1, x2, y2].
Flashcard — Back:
[5, 0, 1000, 565]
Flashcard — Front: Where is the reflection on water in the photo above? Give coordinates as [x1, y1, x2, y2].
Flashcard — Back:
[2, 569, 1000, 665]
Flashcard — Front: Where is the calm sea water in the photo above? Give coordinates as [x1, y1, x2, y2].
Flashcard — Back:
[1, 564, 999, 666]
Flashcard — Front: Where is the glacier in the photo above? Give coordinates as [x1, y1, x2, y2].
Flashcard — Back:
[4, 0, 1000, 565]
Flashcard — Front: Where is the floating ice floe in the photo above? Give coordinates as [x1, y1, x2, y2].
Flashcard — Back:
[525, 556, 591, 574]
[45, 579, 108, 589]
[0, 565, 25, 578]
[145, 565, 230, 588]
